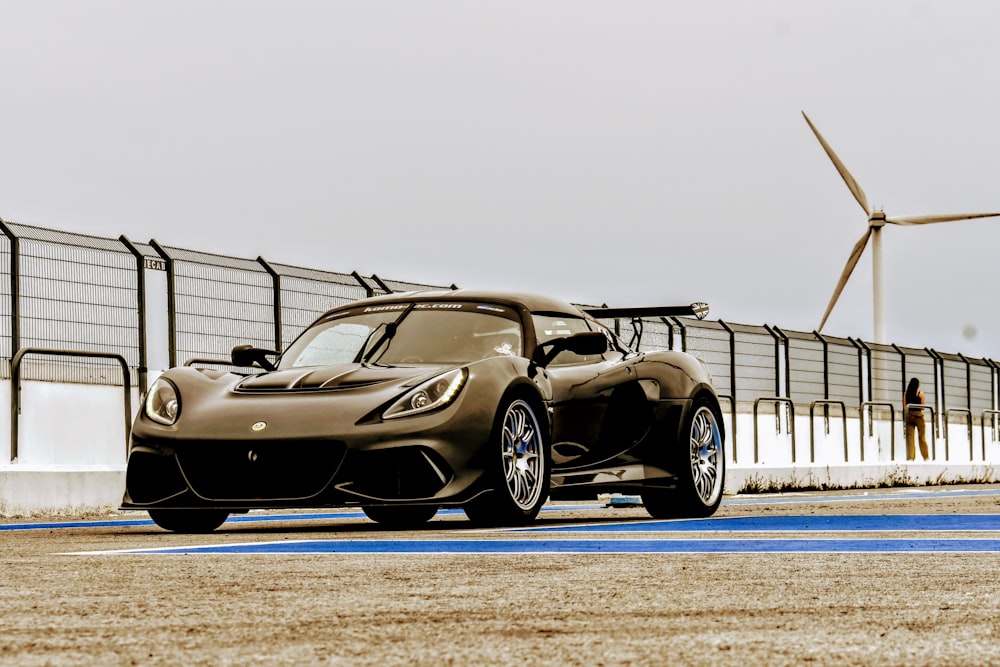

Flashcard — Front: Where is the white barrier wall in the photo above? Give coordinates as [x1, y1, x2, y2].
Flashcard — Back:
[723, 410, 1000, 494]
[1, 381, 998, 516]
[0, 380, 138, 515]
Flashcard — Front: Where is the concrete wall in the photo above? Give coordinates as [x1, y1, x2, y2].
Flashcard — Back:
[722, 409, 999, 494]
[0, 381, 136, 516]
[1, 381, 997, 516]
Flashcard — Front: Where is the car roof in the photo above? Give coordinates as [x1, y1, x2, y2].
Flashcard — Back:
[326, 289, 590, 318]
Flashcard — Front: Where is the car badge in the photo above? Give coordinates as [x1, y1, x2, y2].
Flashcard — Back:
[248, 450, 258, 463]
[251, 421, 267, 432]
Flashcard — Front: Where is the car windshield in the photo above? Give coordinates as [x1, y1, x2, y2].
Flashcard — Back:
[279, 302, 524, 368]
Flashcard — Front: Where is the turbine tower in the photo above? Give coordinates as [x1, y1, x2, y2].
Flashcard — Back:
[802, 111, 1000, 344]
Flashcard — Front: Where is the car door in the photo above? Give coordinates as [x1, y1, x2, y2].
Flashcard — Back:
[534, 314, 655, 470]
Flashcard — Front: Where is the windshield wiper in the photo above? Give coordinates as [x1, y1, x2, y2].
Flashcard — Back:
[356, 303, 415, 365]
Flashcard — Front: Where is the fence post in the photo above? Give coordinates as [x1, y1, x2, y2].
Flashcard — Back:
[0, 219, 20, 357]
[352, 271, 374, 297]
[927, 348, 944, 443]
[669, 316, 689, 354]
[257, 257, 282, 352]
[120, 235, 149, 393]
[766, 325, 787, 398]
[717, 320, 738, 463]
[987, 359, 1000, 416]
[370, 273, 392, 294]
[149, 239, 176, 368]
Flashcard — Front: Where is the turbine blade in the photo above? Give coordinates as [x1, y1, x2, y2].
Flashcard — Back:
[885, 212, 1000, 226]
[818, 228, 873, 332]
[802, 111, 871, 216]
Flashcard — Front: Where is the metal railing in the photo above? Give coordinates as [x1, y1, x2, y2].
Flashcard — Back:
[809, 400, 848, 463]
[717, 394, 735, 463]
[10, 348, 132, 462]
[753, 397, 795, 463]
[860, 401, 895, 460]
[982, 410, 1000, 460]
[943, 408, 974, 461]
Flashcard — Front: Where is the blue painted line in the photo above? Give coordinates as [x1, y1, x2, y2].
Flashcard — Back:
[524, 514, 1000, 533]
[20, 511, 992, 534]
[112, 538, 1000, 555]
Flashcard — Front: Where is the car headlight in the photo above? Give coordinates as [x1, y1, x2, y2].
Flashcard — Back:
[383, 368, 467, 420]
[145, 377, 181, 425]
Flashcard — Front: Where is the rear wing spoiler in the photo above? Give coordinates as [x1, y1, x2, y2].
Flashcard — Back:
[582, 302, 709, 321]
[582, 302, 709, 350]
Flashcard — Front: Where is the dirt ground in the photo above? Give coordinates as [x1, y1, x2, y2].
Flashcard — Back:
[2, 485, 999, 666]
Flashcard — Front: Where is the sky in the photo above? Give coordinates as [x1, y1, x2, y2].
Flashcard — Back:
[2, 1, 1000, 357]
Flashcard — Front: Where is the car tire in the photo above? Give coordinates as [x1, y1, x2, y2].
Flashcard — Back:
[641, 397, 725, 519]
[147, 509, 230, 533]
[362, 505, 438, 528]
[464, 397, 549, 527]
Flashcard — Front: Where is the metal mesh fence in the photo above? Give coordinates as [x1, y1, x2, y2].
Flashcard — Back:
[934, 353, 995, 416]
[159, 245, 275, 364]
[784, 331, 825, 403]
[898, 346, 937, 412]
[825, 336, 863, 406]
[868, 343, 905, 408]
[730, 324, 779, 406]
[780, 330, 861, 405]
[940, 353, 970, 411]
[593, 316, 677, 353]
[268, 263, 369, 349]
[0, 233, 10, 377]
[678, 319, 732, 398]
[969, 358, 995, 415]
[0, 219, 997, 419]
[634, 318, 676, 353]
[2, 222, 139, 384]
[368, 274, 455, 296]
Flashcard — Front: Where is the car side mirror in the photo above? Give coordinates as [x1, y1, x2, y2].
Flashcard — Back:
[532, 331, 608, 367]
[231, 344, 278, 371]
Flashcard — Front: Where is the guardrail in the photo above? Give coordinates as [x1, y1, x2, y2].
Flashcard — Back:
[860, 401, 895, 460]
[944, 408, 974, 461]
[810, 400, 847, 462]
[754, 397, 795, 463]
[183, 358, 234, 368]
[982, 409, 1000, 460]
[717, 394, 735, 463]
[10, 348, 132, 462]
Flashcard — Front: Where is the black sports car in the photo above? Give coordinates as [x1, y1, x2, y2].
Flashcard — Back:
[122, 290, 725, 532]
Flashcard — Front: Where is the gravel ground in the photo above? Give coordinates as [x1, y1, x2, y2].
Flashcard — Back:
[2, 485, 999, 666]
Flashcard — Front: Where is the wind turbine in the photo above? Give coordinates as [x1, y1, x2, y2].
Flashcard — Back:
[802, 111, 1000, 344]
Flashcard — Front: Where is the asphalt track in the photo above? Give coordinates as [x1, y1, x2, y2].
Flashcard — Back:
[4, 487, 996, 555]
[3, 485, 1000, 666]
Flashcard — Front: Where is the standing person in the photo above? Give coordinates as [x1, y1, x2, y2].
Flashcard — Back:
[904, 377, 930, 460]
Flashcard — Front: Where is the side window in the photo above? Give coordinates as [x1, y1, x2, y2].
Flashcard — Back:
[589, 319, 630, 355]
[532, 314, 605, 366]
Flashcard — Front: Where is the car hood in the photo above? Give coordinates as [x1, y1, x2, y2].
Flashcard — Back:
[234, 363, 446, 392]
